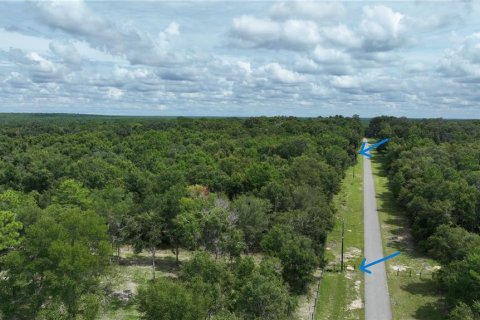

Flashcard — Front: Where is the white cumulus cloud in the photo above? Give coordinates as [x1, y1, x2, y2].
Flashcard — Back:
[260, 63, 307, 84]
[49, 41, 82, 65]
[438, 33, 480, 82]
[230, 15, 321, 50]
[34, 0, 180, 66]
[359, 5, 407, 52]
[269, 1, 346, 22]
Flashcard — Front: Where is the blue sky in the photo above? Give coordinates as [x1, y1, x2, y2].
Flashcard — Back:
[0, 0, 479, 118]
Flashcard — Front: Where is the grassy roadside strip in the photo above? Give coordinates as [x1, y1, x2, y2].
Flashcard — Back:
[316, 156, 364, 320]
[370, 152, 446, 320]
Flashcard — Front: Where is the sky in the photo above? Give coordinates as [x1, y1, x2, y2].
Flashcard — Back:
[0, 0, 479, 118]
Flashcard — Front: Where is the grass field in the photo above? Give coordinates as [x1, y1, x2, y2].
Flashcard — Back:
[316, 156, 364, 320]
[370, 154, 447, 320]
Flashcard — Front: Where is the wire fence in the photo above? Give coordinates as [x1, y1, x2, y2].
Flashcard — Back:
[386, 269, 438, 279]
[323, 263, 438, 279]
[323, 262, 348, 273]
[310, 270, 323, 320]
[310, 264, 438, 320]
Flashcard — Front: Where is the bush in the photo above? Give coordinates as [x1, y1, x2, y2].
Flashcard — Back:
[137, 278, 208, 320]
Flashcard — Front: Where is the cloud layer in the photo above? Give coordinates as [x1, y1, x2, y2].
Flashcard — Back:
[0, 0, 479, 118]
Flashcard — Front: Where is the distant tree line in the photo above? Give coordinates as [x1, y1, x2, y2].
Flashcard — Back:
[367, 116, 480, 319]
[0, 115, 362, 319]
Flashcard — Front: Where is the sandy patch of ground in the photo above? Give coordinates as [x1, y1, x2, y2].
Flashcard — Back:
[348, 280, 363, 310]
[391, 265, 408, 272]
[296, 269, 322, 320]
[386, 228, 415, 254]
[344, 247, 362, 261]
[349, 299, 363, 310]
[124, 280, 137, 293]
[426, 265, 441, 272]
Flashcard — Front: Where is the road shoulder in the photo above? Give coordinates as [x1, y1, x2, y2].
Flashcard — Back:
[315, 156, 364, 320]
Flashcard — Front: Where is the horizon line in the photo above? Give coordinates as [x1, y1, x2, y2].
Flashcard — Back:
[1, 112, 479, 120]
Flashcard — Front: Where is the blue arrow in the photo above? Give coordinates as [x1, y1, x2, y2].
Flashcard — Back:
[359, 138, 390, 158]
[359, 251, 401, 274]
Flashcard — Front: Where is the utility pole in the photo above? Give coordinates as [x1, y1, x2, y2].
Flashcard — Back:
[341, 219, 345, 272]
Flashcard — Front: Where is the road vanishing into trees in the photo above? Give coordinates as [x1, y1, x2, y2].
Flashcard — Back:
[363, 139, 393, 320]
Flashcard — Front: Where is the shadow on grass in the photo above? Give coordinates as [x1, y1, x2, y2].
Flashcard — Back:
[108, 297, 136, 311]
[404, 283, 448, 320]
[401, 280, 442, 297]
[118, 254, 180, 273]
[414, 301, 448, 320]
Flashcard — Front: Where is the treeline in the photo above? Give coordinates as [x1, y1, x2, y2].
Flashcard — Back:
[0, 115, 362, 319]
[367, 116, 480, 320]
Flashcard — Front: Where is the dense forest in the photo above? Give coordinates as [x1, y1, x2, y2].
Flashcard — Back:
[0, 114, 362, 319]
[367, 117, 480, 320]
